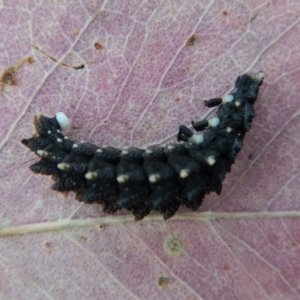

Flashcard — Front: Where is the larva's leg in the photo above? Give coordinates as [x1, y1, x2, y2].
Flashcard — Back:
[177, 124, 193, 142]
[192, 119, 209, 131]
[204, 97, 222, 107]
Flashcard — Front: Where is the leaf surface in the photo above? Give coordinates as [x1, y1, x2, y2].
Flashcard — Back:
[0, 1, 300, 299]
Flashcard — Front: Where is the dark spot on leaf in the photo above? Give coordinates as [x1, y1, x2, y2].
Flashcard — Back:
[0, 68, 17, 86]
[223, 265, 230, 271]
[94, 42, 103, 50]
[248, 154, 253, 160]
[158, 276, 170, 289]
[99, 224, 105, 230]
[175, 97, 180, 102]
[44, 242, 51, 249]
[223, 10, 229, 16]
[185, 34, 197, 46]
[73, 29, 79, 35]
[26, 56, 34, 64]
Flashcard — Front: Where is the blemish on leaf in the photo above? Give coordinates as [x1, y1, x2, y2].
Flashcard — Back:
[223, 10, 229, 16]
[94, 42, 103, 50]
[289, 239, 298, 247]
[98, 224, 105, 231]
[185, 34, 197, 46]
[43, 242, 51, 250]
[31, 44, 91, 70]
[223, 265, 230, 271]
[158, 276, 170, 289]
[0, 56, 32, 91]
[248, 154, 253, 160]
[0, 68, 17, 86]
[26, 56, 34, 64]
[72, 29, 79, 35]
[163, 234, 184, 256]
[175, 96, 180, 102]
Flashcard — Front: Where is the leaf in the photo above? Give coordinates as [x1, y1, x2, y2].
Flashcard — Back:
[0, 1, 300, 299]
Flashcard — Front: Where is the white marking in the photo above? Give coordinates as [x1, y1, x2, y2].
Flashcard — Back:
[85, 171, 97, 180]
[235, 101, 241, 107]
[80, 140, 85, 144]
[180, 169, 189, 178]
[56, 129, 61, 133]
[145, 149, 153, 154]
[121, 150, 129, 155]
[246, 71, 264, 82]
[96, 149, 103, 153]
[149, 174, 160, 183]
[57, 163, 70, 171]
[167, 145, 175, 150]
[37, 150, 48, 157]
[72, 143, 78, 148]
[47, 130, 51, 134]
[208, 117, 220, 127]
[117, 175, 129, 183]
[222, 94, 234, 103]
[189, 133, 204, 144]
[207, 156, 216, 166]
[55, 112, 70, 131]
[56, 138, 63, 143]
[102, 145, 108, 148]
[64, 136, 69, 139]
[226, 127, 232, 133]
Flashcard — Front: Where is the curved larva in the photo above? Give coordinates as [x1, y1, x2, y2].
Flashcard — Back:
[21, 72, 264, 220]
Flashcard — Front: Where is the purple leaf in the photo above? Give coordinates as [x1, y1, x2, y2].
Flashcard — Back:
[1, 1, 300, 299]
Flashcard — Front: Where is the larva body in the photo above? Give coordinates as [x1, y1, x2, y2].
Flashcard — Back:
[22, 72, 264, 220]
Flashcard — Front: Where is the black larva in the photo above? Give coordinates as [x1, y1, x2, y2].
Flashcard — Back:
[21, 72, 264, 220]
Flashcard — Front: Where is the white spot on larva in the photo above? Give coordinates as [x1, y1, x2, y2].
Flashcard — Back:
[149, 174, 160, 183]
[189, 133, 204, 144]
[37, 150, 48, 157]
[55, 112, 70, 131]
[117, 174, 129, 183]
[47, 130, 51, 134]
[179, 141, 185, 145]
[222, 94, 234, 103]
[180, 169, 189, 178]
[80, 140, 85, 144]
[56, 138, 63, 143]
[145, 149, 153, 154]
[96, 149, 103, 153]
[167, 145, 175, 150]
[72, 143, 78, 148]
[208, 117, 220, 127]
[56, 129, 61, 133]
[235, 101, 241, 107]
[57, 163, 70, 171]
[207, 156, 216, 166]
[121, 150, 129, 155]
[226, 127, 232, 133]
[64, 136, 69, 139]
[85, 171, 97, 180]
[247, 71, 264, 82]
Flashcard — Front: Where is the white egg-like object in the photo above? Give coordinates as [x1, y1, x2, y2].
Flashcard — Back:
[55, 112, 70, 131]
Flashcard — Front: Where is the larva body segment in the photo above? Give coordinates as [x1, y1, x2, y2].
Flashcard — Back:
[21, 72, 264, 220]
